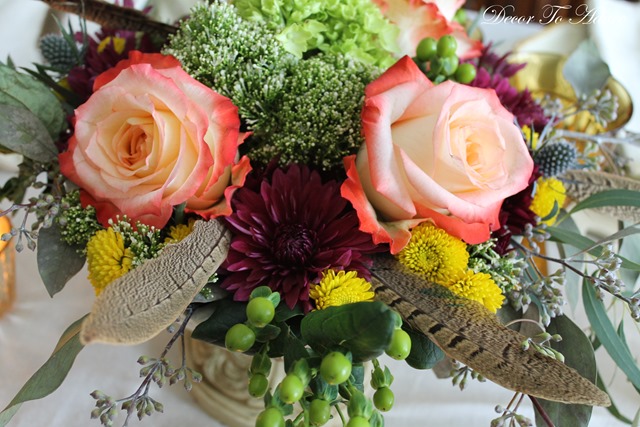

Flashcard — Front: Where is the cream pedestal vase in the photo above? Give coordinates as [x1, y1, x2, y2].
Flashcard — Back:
[185, 331, 367, 427]
[185, 331, 267, 427]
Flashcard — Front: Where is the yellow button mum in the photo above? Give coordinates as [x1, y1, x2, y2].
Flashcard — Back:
[309, 270, 375, 310]
[164, 219, 196, 244]
[397, 222, 469, 285]
[86, 228, 134, 295]
[530, 177, 567, 226]
[97, 36, 127, 55]
[446, 271, 505, 313]
[522, 126, 539, 150]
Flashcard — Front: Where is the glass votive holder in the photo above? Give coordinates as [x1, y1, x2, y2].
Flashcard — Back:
[0, 216, 16, 317]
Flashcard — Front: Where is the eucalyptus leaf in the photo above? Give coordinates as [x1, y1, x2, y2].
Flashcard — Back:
[300, 301, 395, 363]
[563, 39, 611, 97]
[0, 104, 58, 163]
[596, 374, 633, 424]
[554, 215, 584, 312]
[0, 63, 66, 139]
[533, 315, 595, 427]
[0, 316, 86, 427]
[583, 282, 640, 390]
[547, 226, 640, 271]
[37, 223, 86, 297]
[570, 190, 640, 215]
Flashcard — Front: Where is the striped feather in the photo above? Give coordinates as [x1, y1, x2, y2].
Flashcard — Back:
[371, 255, 610, 406]
[562, 169, 640, 222]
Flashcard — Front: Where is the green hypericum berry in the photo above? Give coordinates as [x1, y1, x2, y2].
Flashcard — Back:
[346, 416, 370, 427]
[225, 323, 256, 352]
[320, 352, 352, 385]
[255, 407, 285, 427]
[373, 387, 394, 412]
[278, 374, 304, 404]
[385, 329, 411, 360]
[440, 55, 460, 76]
[455, 63, 477, 84]
[416, 37, 438, 62]
[437, 35, 458, 57]
[249, 373, 269, 398]
[309, 398, 331, 426]
[247, 296, 276, 328]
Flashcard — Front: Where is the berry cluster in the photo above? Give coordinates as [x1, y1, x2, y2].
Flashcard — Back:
[414, 35, 477, 84]
[223, 287, 413, 427]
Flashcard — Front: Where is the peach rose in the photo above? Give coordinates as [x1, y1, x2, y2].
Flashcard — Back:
[375, 0, 483, 59]
[60, 51, 251, 228]
[341, 56, 533, 253]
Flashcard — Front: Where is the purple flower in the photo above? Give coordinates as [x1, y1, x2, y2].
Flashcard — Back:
[67, 28, 157, 102]
[221, 165, 379, 311]
[469, 46, 548, 130]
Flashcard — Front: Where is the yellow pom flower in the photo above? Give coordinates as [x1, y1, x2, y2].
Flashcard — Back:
[97, 36, 127, 55]
[446, 271, 505, 313]
[86, 228, 134, 295]
[164, 219, 196, 244]
[530, 177, 567, 225]
[309, 270, 375, 310]
[397, 222, 469, 285]
[522, 126, 539, 150]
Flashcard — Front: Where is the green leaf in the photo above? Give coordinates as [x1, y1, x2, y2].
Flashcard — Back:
[0, 104, 58, 162]
[533, 315, 595, 427]
[570, 190, 640, 215]
[283, 334, 309, 374]
[0, 63, 66, 139]
[254, 323, 281, 343]
[583, 282, 640, 390]
[300, 301, 395, 363]
[37, 223, 86, 297]
[563, 39, 611, 96]
[596, 373, 633, 424]
[0, 316, 86, 427]
[191, 299, 248, 347]
[274, 303, 303, 323]
[547, 226, 640, 271]
[403, 325, 444, 370]
[553, 215, 583, 312]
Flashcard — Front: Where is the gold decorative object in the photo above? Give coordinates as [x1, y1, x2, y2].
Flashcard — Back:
[0, 216, 15, 317]
[509, 52, 633, 133]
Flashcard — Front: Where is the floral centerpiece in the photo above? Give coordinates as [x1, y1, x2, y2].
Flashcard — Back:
[1, 0, 639, 426]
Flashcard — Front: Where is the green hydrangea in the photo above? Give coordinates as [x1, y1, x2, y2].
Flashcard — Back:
[251, 53, 380, 170]
[233, 0, 399, 68]
[164, 2, 295, 130]
[57, 190, 102, 251]
[109, 218, 164, 267]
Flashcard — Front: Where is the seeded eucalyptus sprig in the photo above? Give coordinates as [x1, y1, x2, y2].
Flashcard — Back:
[90, 307, 202, 427]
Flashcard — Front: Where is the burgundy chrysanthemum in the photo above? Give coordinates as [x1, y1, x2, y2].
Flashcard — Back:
[469, 46, 548, 130]
[67, 28, 157, 102]
[67, 2, 158, 104]
[492, 165, 542, 255]
[221, 165, 380, 311]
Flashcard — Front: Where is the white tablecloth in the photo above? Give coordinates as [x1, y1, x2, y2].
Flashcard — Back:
[0, 1, 639, 426]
